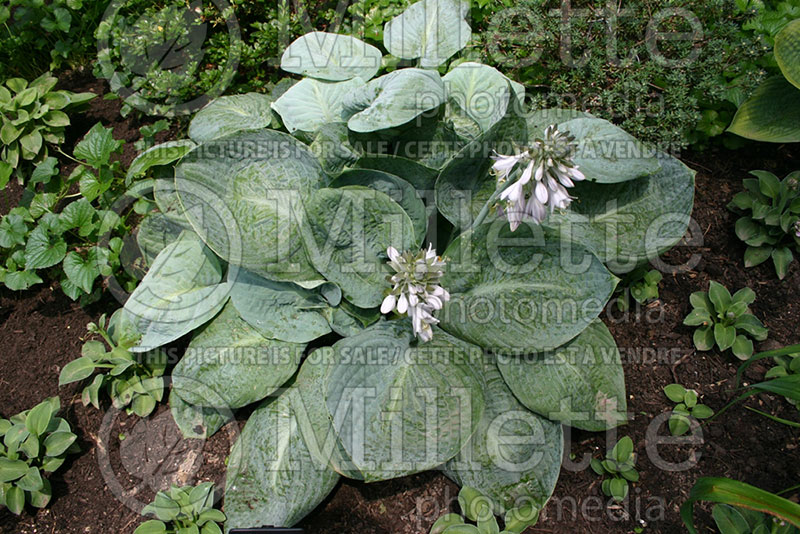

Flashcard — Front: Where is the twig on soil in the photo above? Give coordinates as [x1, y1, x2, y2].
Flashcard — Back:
[671, 350, 694, 382]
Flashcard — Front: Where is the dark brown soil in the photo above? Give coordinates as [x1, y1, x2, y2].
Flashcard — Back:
[1, 77, 799, 534]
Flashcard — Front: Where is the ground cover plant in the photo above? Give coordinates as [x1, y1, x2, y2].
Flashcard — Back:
[91, 0, 697, 530]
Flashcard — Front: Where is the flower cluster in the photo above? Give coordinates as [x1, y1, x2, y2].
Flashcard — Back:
[491, 125, 585, 230]
[381, 245, 450, 342]
[795, 220, 800, 238]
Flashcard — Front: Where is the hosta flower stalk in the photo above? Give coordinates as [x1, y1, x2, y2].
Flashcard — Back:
[381, 245, 450, 342]
[491, 125, 585, 230]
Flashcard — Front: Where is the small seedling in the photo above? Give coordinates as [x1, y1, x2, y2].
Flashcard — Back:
[590, 436, 639, 502]
[134, 482, 226, 534]
[663, 384, 714, 436]
[428, 486, 540, 534]
[616, 267, 662, 311]
[0, 397, 79, 514]
[683, 281, 768, 360]
[59, 309, 167, 417]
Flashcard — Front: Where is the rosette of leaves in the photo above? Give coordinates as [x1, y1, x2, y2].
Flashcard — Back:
[728, 170, 800, 279]
[134, 482, 226, 534]
[728, 18, 800, 143]
[428, 486, 540, 534]
[615, 266, 662, 311]
[0, 397, 79, 515]
[116, 0, 695, 529]
[590, 436, 639, 502]
[663, 384, 714, 436]
[684, 282, 768, 360]
[0, 73, 94, 186]
[59, 310, 167, 417]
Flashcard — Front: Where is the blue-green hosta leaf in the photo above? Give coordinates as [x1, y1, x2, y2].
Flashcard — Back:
[137, 212, 188, 265]
[174, 129, 326, 283]
[444, 357, 563, 515]
[173, 303, 304, 409]
[355, 154, 439, 191]
[556, 117, 661, 183]
[169, 389, 233, 440]
[74, 122, 123, 168]
[383, 0, 471, 68]
[775, 19, 800, 90]
[225, 388, 340, 529]
[302, 187, 416, 308]
[188, 93, 276, 143]
[439, 223, 617, 353]
[272, 77, 366, 134]
[123, 232, 230, 352]
[126, 140, 196, 184]
[527, 108, 595, 136]
[325, 320, 485, 482]
[497, 320, 627, 431]
[344, 69, 446, 133]
[444, 62, 511, 134]
[542, 153, 695, 273]
[280, 32, 382, 82]
[227, 266, 331, 343]
[329, 169, 427, 247]
[728, 76, 800, 143]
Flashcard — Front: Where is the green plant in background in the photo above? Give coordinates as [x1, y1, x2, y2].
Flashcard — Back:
[683, 282, 768, 359]
[59, 310, 167, 417]
[0, 0, 108, 78]
[766, 350, 800, 411]
[615, 267, 662, 311]
[729, 170, 800, 279]
[683, 477, 800, 534]
[429, 486, 540, 534]
[728, 17, 800, 142]
[134, 119, 171, 152]
[663, 384, 714, 436]
[590, 436, 639, 502]
[0, 74, 95, 186]
[0, 397, 79, 515]
[134, 482, 226, 534]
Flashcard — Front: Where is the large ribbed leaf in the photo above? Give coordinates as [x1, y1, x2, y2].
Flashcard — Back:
[444, 357, 563, 514]
[497, 320, 627, 431]
[556, 117, 661, 183]
[227, 265, 331, 343]
[383, 0, 471, 67]
[188, 93, 276, 143]
[728, 76, 800, 143]
[444, 62, 511, 134]
[272, 78, 366, 133]
[303, 187, 416, 308]
[329, 169, 427, 246]
[439, 223, 617, 353]
[169, 390, 233, 440]
[172, 303, 304, 409]
[174, 129, 326, 282]
[775, 19, 800, 90]
[281, 32, 382, 82]
[325, 321, 485, 482]
[123, 232, 230, 352]
[355, 154, 438, 190]
[542, 153, 695, 273]
[225, 390, 340, 529]
[344, 69, 446, 133]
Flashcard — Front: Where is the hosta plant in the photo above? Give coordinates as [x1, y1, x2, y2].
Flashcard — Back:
[765, 350, 800, 411]
[116, 0, 695, 529]
[712, 504, 800, 534]
[663, 384, 714, 436]
[728, 170, 800, 279]
[683, 282, 768, 360]
[590, 436, 639, 502]
[59, 310, 167, 417]
[0, 73, 94, 186]
[0, 397, 79, 515]
[615, 266, 662, 311]
[429, 486, 539, 534]
[134, 482, 226, 534]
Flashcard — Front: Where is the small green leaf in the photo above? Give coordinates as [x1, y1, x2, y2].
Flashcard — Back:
[590, 458, 605, 476]
[714, 323, 736, 352]
[772, 247, 793, 279]
[4, 485, 25, 514]
[693, 326, 715, 351]
[683, 308, 711, 326]
[691, 405, 714, 419]
[664, 384, 687, 403]
[59, 356, 96, 385]
[613, 437, 633, 463]
[74, 123, 122, 168]
[684, 390, 698, 408]
[28, 478, 52, 508]
[44, 431, 77, 456]
[609, 478, 629, 502]
[16, 466, 43, 492]
[669, 413, 691, 436]
[754, 170, 782, 198]
[731, 287, 756, 306]
[24, 224, 66, 270]
[731, 335, 754, 361]
[0, 458, 29, 482]
[19, 130, 43, 155]
[708, 281, 732, 312]
[25, 400, 55, 436]
[431, 513, 465, 534]
[689, 292, 714, 313]
[133, 520, 168, 534]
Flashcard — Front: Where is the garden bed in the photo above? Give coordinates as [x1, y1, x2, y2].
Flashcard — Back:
[1, 74, 798, 534]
